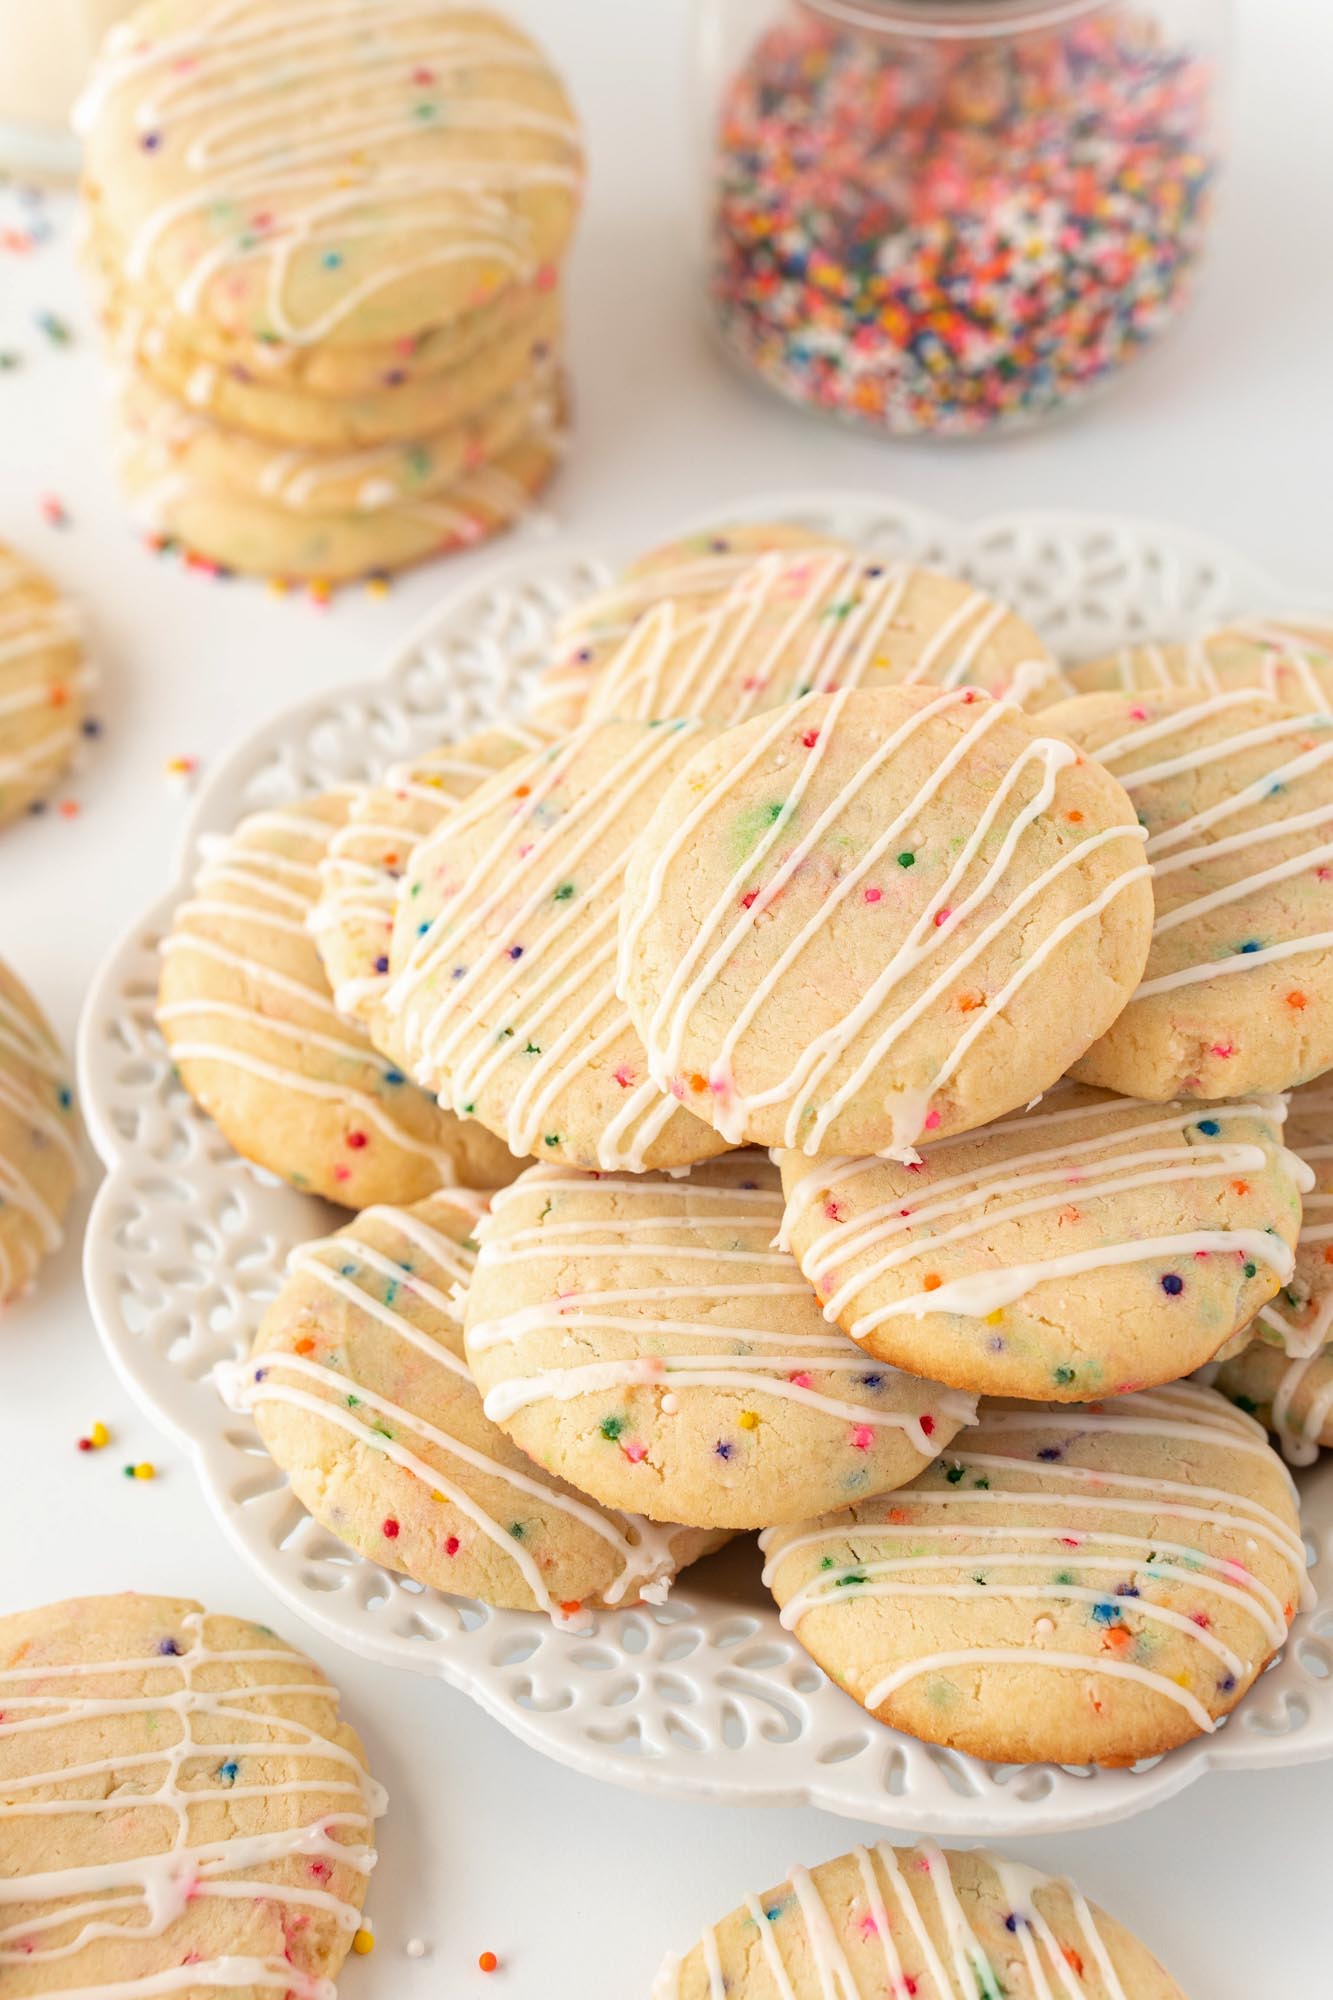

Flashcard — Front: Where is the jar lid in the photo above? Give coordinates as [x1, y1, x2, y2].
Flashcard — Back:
[803, 0, 1109, 36]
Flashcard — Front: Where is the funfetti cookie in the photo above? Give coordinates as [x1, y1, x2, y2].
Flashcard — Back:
[1047, 690, 1333, 1101]
[1249, 1073, 1333, 1358]
[582, 547, 1064, 727]
[0, 963, 79, 1307]
[382, 721, 730, 1172]
[654, 1841, 1187, 2000]
[0, 1593, 382, 1998]
[1068, 619, 1333, 708]
[761, 1382, 1307, 1768]
[310, 721, 547, 1027]
[463, 1156, 974, 1530]
[1215, 1335, 1333, 1467]
[778, 1087, 1309, 1403]
[158, 791, 520, 1205]
[0, 543, 93, 829]
[223, 1193, 723, 1622]
[618, 686, 1154, 1159]
[78, 1, 583, 350]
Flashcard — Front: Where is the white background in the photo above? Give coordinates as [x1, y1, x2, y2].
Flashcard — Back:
[3, 0, 1331, 1990]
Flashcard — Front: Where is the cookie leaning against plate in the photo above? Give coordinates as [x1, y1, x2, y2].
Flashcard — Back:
[78, 0, 583, 349]
[1067, 618, 1333, 707]
[311, 721, 547, 1028]
[463, 1155, 975, 1529]
[222, 1191, 723, 1622]
[619, 686, 1154, 1158]
[778, 1086, 1308, 1403]
[0, 543, 92, 829]
[583, 546, 1065, 726]
[1047, 690, 1333, 1100]
[382, 720, 729, 1172]
[157, 790, 519, 1205]
[0, 1593, 382, 1999]
[760, 1382, 1307, 1767]
[654, 1841, 1186, 2000]
[1214, 1336, 1333, 1467]
[0, 963, 79, 1307]
[1242, 1072, 1333, 1358]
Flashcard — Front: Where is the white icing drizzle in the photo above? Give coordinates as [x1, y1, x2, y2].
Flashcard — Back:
[76, 0, 583, 347]
[1257, 1078, 1333, 1356]
[759, 1384, 1308, 1733]
[221, 1201, 689, 1623]
[466, 1164, 974, 1447]
[0, 1608, 384, 1999]
[382, 721, 712, 1170]
[619, 686, 1149, 1156]
[0, 577, 91, 796]
[0, 981, 79, 1303]
[782, 1093, 1304, 1337]
[1099, 620, 1333, 710]
[653, 1842, 1133, 2000]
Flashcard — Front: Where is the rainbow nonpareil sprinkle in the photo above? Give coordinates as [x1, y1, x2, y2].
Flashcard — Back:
[709, 6, 1218, 435]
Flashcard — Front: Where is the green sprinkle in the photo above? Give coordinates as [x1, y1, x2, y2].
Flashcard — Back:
[599, 1415, 624, 1442]
[509, 1522, 525, 1540]
[524, 1042, 541, 1055]
[553, 882, 574, 901]
[1053, 1365, 1076, 1386]
[543, 1134, 560, 1147]
[1243, 1262, 1257, 1279]
[945, 1464, 965, 1484]
[897, 851, 916, 868]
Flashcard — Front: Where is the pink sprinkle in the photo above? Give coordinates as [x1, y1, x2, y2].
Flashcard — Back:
[741, 889, 759, 909]
[1191, 1610, 1211, 1628]
[933, 908, 951, 927]
[864, 886, 882, 904]
[824, 1201, 843, 1222]
[1211, 1042, 1235, 1058]
[923, 1108, 941, 1131]
[1059, 1535, 1081, 1548]
[1128, 705, 1148, 721]
[789, 1371, 813, 1389]
[1194, 1249, 1210, 1260]
[444, 1535, 460, 1557]
[960, 690, 978, 704]
[920, 1414, 935, 1437]
[612, 1064, 635, 1088]
[858, 1913, 879, 1938]
[309, 1860, 332, 1883]
[801, 730, 820, 748]
[850, 1424, 874, 1450]
[332, 1164, 350, 1183]
[1318, 866, 1333, 881]
[622, 1439, 648, 1464]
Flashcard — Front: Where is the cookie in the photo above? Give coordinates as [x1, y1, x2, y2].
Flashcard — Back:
[0, 1593, 382, 1998]
[0, 963, 79, 1307]
[382, 721, 729, 1171]
[463, 1156, 974, 1529]
[222, 1192, 723, 1622]
[78, 2, 583, 349]
[1248, 1075, 1333, 1357]
[119, 387, 564, 582]
[1047, 690, 1333, 1101]
[528, 522, 846, 734]
[0, 544, 92, 829]
[1214, 1336, 1333, 1466]
[1068, 619, 1333, 707]
[654, 1840, 1185, 2000]
[619, 686, 1154, 1157]
[760, 1381, 1306, 1766]
[311, 721, 546, 1027]
[778, 1086, 1308, 1402]
[582, 548, 1064, 727]
[157, 790, 519, 1205]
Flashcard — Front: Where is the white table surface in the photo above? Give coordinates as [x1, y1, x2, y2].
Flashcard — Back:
[3, 1, 1331, 1990]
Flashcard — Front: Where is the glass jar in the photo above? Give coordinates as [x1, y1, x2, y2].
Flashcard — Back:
[0, 0, 136, 179]
[696, 0, 1230, 437]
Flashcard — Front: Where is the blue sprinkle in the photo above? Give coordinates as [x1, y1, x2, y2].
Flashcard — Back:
[1004, 1914, 1019, 1934]
[384, 1069, 405, 1086]
[508, 944, 524, 960]
[1219, 1674, 1237, 1693]
[322, 250, 343, 268]
[374, 955, 389, 974]
[1091, 1601, 1121, 1625]
[254, 1367, 269, 1382]
[860, 1372, 885, 1389]
[714, 1440, 733, 1461]
[217, 1759, 239, 1784]
[58, 1087, 73, 1110]
[1037, 1445, 1063, 1462]
[1161, 1273, 1184, 1296]
[1239, 940, 1262, 954]
[157, 1638, 181, 1656]
[451, 965, 466, 980]
[1115, 1582, 1141, 1598]
[417, 920, 430, 935]
[1196, 1119, 1220, 1136]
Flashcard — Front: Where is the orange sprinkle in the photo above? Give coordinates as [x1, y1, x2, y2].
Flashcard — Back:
[478, 1952, 499, 1974]
[1324, 1246, 1333, 1265]
[1065, 808, 1084, 823]
[922, 1273, 942, 1292]
[47, 682, 70, 708]
[514, 783, 531, 798]
[293, 1335, 316, 1356]
[1230, 1179, 1250, 1196]
[1102, 1625, 1133, 1653]
[559, 1600, 582, 1616]
[1286, 990, 1308, 1009]
[688, 1072, 708, 1093]
[956, 990, 985, 1012]
[1063, 1946, 1085, 1978]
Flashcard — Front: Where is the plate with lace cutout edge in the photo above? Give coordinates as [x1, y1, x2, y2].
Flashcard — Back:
[79, 494, 1333, 1836]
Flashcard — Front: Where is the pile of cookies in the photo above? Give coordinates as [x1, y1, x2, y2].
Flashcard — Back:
[77, 0, 582, 583]
[153, 518, 1333, 1774]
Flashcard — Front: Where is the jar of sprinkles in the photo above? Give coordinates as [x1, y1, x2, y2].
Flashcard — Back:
[699, 0, 1229, 436]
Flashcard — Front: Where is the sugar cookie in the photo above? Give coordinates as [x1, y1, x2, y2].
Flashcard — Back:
[383, 721, 729, 1171]
[1215, 1335, 1333, 1467]
[223, 1192, 723, 1622]
[1048, 690, 1333, 1101]
[1248, 1074, 1333, 1357]
[654, 1840, 1185, 2000]
[157, 790, 519, 1204]
[778, 1087, 1308, 1401]
[0, 544, 92, 829]
[1068, 619, 1333, 708]
[463, 1156, 974, 1529]
[761, 1383, 1306, 1766]
[619, 686, 1153, 1157]
[0, 963, 79, 1307]
[0, 1593, 382, 1999]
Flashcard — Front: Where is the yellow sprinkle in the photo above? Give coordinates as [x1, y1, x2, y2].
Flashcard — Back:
[1172, 1671, 1192, 1689]
[89, 1421, 110, 1449]
[266, 577, 290, 597]
[430, 1489, 446, 1502]
[738, 1410, 759, 1430]
[133, 1462, 156, 1481]
[352, 1930, 375, 1955]
[364, 576, 391, 599]
[984, 1310, 1005, 1326]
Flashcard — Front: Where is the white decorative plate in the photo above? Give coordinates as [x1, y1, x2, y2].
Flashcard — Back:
[79, 493, 1333, 1835]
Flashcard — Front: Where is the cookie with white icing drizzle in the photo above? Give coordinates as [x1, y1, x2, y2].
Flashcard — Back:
[463, 1156, 974, 1529]
[653, 1840, 1186, 2000]
[1214, 1335, 1333, 1467]
[0, 963, 79, 1308]
[1068, 619, 1333, 708]
[382, 720, 729, 1171]
[157, 790, 520, 1205]
[619, 686, 1154, 1158]
[777, 1086, 1309, 1402]
[1247, 1072, 1333, 1358]
[528, 522, 848, 735]
[761, 1381, 1307, 1767]
[0, 544, 93, 830]
[311, 720, 547, 1029]
[77, 1, 583, 350]
[1048, 690, 1333, 1100]
[582, 547, 1065, 728]
[0, 1593, 383, 1999]
[222, 1192, 723, 1622]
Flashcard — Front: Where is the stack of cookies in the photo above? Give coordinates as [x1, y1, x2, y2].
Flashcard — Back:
[77, 0, 582, 583]
[159, 520, 1329, 1774]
